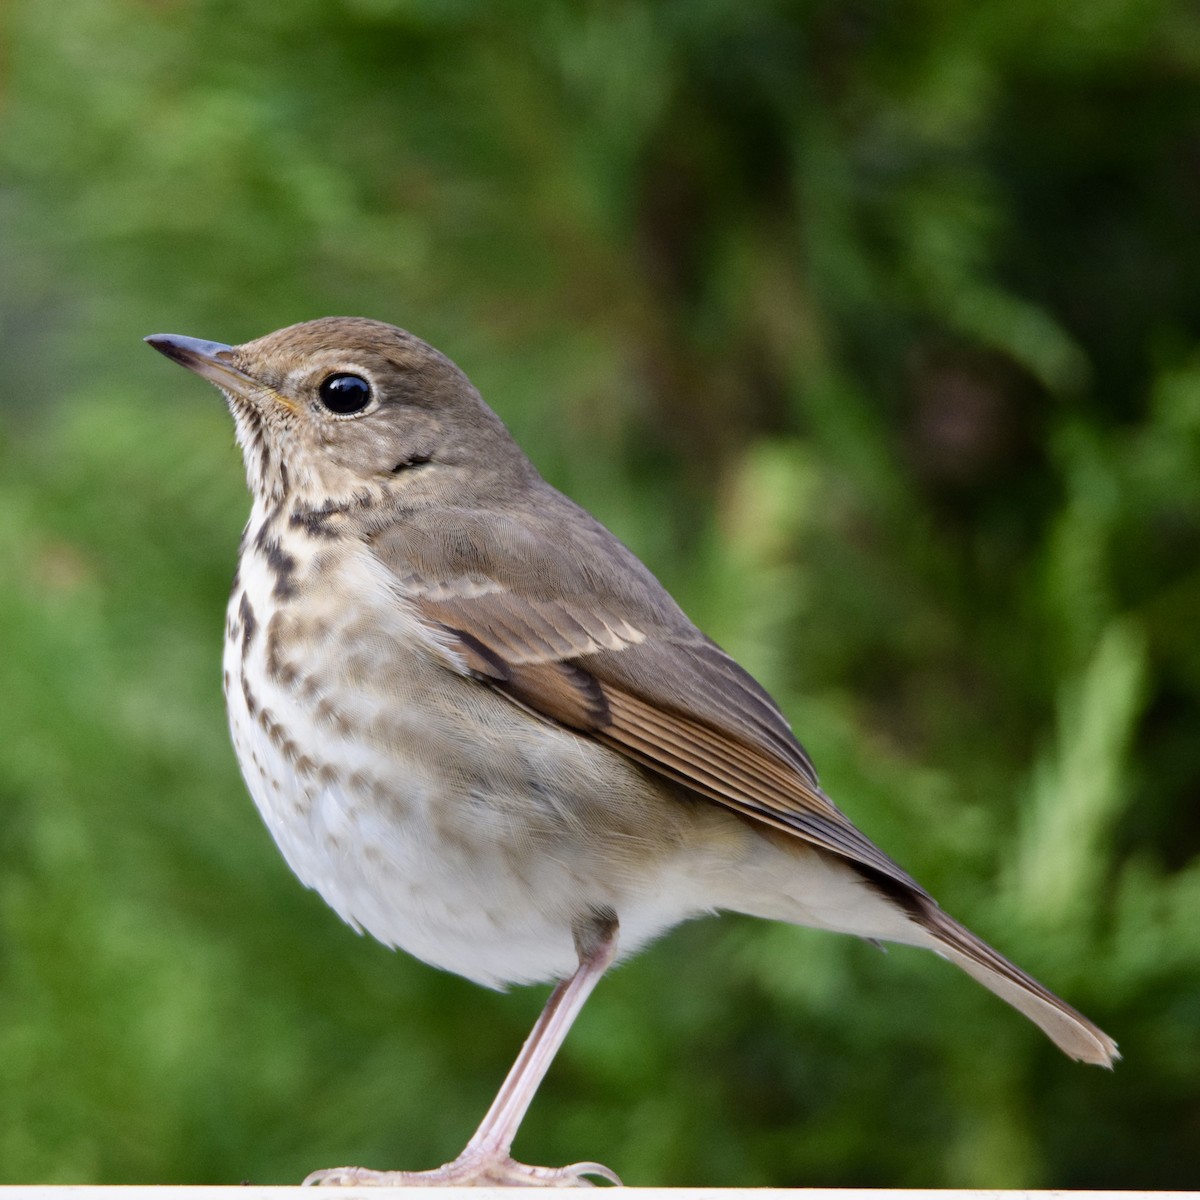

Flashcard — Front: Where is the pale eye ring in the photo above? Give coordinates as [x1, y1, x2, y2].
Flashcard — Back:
[318, 373, 372, 415]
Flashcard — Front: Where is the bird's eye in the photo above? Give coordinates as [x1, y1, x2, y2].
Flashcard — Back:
[317, 373, 372, 415]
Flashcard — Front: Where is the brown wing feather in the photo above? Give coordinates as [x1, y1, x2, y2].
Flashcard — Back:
[598, 686, 919, 885]
[371, 501, 920, 893]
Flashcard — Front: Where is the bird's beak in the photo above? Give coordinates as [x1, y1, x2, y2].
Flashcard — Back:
[145, 333, 253, 389]
[145, 333, 300, 413]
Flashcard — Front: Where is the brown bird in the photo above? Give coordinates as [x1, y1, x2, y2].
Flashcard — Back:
[146, 317, 1117, 1187]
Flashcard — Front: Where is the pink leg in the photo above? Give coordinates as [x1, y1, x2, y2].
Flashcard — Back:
[305, 922, 622, 1187]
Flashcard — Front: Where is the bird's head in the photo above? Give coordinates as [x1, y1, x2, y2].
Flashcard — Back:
[146, 316, 527, 512]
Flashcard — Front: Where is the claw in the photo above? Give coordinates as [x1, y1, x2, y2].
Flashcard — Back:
[303, 1152, 622, 1187]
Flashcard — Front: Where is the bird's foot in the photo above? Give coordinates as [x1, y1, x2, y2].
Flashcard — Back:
[303, 1150, 622, 1188]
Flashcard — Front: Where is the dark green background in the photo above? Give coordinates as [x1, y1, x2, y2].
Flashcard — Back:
[2, 0, 1198, 1187]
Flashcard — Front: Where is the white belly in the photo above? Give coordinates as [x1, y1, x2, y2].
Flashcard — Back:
[222, 533, 723, 988]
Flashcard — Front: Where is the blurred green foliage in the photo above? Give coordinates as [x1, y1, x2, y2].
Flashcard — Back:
[2, 0, 1199, 1187]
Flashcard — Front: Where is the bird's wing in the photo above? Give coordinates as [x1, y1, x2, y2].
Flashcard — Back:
[369, 499, 924, 894]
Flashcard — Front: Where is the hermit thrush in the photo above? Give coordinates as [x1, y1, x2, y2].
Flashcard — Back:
[146, 318, 1116, 1188]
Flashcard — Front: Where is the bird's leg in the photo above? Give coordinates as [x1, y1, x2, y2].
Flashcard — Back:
[457, 917, 620, 1177]
[305, 916, 622, 1187]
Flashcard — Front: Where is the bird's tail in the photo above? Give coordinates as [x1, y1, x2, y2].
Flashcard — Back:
[915, 902, 1118, 1067]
